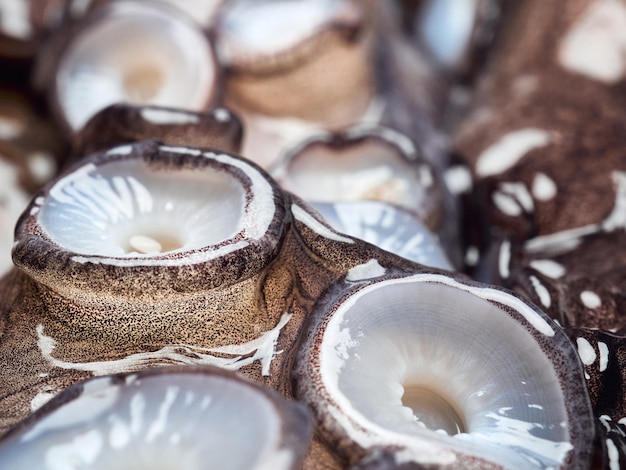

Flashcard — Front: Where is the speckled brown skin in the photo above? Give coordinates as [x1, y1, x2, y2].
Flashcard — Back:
[74, 104, 244, 158]
[0, 141, 598, 468]
[489, 231, 626, 332]
[0, 140, 421, 450]
[454, 0, 626, 246]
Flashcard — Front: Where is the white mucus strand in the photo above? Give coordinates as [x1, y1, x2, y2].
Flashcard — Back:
[140, 108, 200, 125]
[291, 204, 353, 244]
[598, 341, 609, 372]
[529, 275, 551, 308]
[498, 240, 511, 279]
[159, 145, 202, 156]
[36, 313, 292, 377]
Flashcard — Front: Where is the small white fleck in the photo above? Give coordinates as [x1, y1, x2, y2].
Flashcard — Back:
[28, 151, 57, 184]
[417, 164, 433, 188]
[465, 245, 479, 266]
[500, 181, 534, 213]
[600, 414, 613, 431]
[576, 337, 597, 365]
[213, 108, 231, 123]
[0, 116, 23, 139]
[532, 172, 557, 201]
[493, 191, 522, 216]
[443, 165, 473, 194]
[498, 240, 511, 279]
[529, 275, 551, 308]
[599, 341, 609, 372]
[529, 259, 566, 279]
[476, 128, 552, 177]
[580, 290, 602, 309]
[618, 417, 626, 426]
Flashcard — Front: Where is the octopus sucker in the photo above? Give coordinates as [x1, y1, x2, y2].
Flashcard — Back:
[0, 366, 313, 470]
[293, 273, 594, 468]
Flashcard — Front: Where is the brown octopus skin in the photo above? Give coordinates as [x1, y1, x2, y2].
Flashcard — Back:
[0, 140, 420, 437]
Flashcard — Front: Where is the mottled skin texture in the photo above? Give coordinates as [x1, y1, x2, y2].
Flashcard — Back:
[491, 231, 626, 332]
[0, 141, 595, 468]
[453, 1, 626, 466]
[75, 104, 243, 158]
[219, 6, 376, 127]
[455, 0, 626, 244]
[0, 142, 421, 469]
